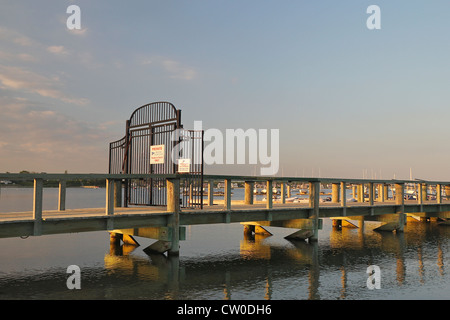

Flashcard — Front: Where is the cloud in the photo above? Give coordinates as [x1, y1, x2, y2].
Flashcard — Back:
[0, 97, 110, 172]
[162, 59, 196, 80]
[0, 51, 37, 62]
[139, 56, 197, 80]
[0, 65, 89, 105]
[67, 27, 88, 36]
[47, 45, 69, 56]
[0, 27, 36, 47]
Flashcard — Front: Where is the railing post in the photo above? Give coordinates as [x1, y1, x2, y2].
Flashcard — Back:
[340, 181, 346, 216]
[358, 184, 364, 202]
[368, 182, 374, 206]
[106, 178, 115, 230]
[208, 180, 214, 206]
[437, 184, 442, 204]
[266, 180, 273, 209]
[106, 178, 115, 215]
[224, 179, 232, 210]
[422, 183, 428, 202]
[167, 177, 180, 256]
[332, 183, 340, 203]
[281, 182, 286, 204]
[378, 184, 384, 202]
[395, 183, 405, 231]
[114, 179, 122, 207]
[58, 180, 66, 211]
[417, 183, 423, 211]
[383, 184, 388, 201]
[33, 178, 43, 236]
[244, 181, 254, 205]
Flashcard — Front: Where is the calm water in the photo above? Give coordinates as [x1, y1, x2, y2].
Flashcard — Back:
[0, 187, 450, 300]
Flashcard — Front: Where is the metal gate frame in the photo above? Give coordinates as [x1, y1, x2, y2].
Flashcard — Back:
[108, 101, 203, 209]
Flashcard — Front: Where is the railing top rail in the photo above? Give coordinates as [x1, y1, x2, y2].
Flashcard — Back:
[0, 172, 449, 185]
[203, 175, 450, 185]
[0, 173, 179, 180]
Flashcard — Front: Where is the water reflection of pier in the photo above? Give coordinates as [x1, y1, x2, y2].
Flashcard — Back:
[105, 221, 450, 300]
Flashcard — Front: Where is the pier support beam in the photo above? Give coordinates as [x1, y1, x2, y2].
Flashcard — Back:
[372, 213, 406, 232]
[332, 219, 342, 229]
[242, 223, 272, 237]
[243, 224, 255, 236]
[373, 183, 405, 232]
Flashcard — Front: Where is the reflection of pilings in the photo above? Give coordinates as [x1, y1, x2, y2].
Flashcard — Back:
[379, 231, 406, 285]
[340, 257, 347, 299]
[418, 246, 424, 284]
[223, 271, 231, 300]
[104, 221, 446, 299]
[265, 266, 272, 300]
[308, 242, 320, 300]
[438, 240, 444, 276]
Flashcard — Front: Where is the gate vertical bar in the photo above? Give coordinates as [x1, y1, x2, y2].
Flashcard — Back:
[124, 120, 130, 207]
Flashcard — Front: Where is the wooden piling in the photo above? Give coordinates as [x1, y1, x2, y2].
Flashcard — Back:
[58, 180, 66, 211]
[244, 181, 254, 205]
[167, 178, 180, 256]
[266, 180, 273, 209]
[332, 183, 339, 203]
[208, 180, 214, 206]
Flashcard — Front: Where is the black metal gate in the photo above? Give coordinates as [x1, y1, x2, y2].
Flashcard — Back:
[109, 101, 203, 208]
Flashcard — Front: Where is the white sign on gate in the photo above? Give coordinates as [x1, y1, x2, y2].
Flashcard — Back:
[178, 158, 191, 173]
[150, 145, 165, 164]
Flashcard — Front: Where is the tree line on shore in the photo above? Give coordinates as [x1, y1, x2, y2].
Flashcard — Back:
[1, 170, 106, 188]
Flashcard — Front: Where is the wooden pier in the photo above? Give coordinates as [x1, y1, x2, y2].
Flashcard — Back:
[2, 173, 450, 256]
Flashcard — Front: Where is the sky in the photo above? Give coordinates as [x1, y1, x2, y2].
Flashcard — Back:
[1, 1, 450, 180]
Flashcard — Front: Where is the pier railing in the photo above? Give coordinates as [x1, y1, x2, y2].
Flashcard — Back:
[2, 172, 450, 251]
[1, 172, 450, 214]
